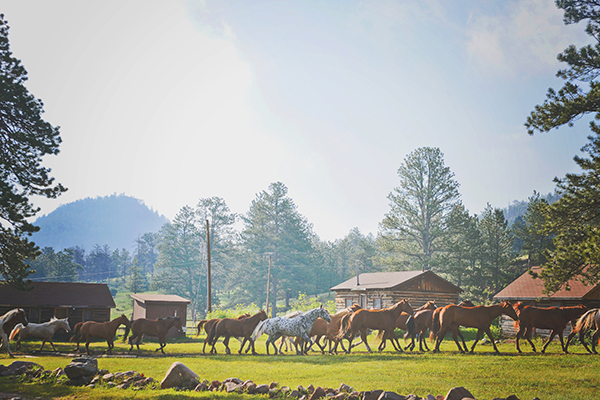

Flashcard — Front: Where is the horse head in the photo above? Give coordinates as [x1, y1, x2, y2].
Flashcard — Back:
[395, 299, 413, 315]
[60, 317, 71, 333]
[318, 304, 331, 323]
[501, 301, 519, 321]
[119, 314, 131, 341]
[173, 317, 183, 333]
[16, 309, 28, 327]
[459, 299, 475, 307]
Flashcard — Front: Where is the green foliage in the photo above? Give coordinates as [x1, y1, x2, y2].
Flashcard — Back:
[27, 247, 82, 282]
[378, 147, 461, 271]
[511, 192, 554, 266]
[289, 293, 335, 313]
[205, 303, 261, 319]
[0, 15, 66, 289]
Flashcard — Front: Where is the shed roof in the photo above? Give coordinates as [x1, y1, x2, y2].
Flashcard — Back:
[0, 281, 115, 308]
[130, 294, 190, 304]
[330, 270, 462, 293]
[494, 267, 598, 301]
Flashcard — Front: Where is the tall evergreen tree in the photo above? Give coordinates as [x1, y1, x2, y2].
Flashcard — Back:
[511, 192, 554, 267]
[378, 147, 461, 271]
[0, 15, 66, 289]
[238, 182, 315, 316]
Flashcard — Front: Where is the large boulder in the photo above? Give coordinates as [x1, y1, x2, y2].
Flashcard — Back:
[160, 362, 200, 389]
[444, 387, 475, 400]
[64, 357, 98, 385]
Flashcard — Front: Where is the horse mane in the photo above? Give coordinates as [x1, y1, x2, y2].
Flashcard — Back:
[1, 308, 24, 323]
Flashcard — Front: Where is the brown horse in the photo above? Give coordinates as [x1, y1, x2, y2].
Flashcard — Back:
[128, 316, 183, 354]
[0, 309, 28, 357]
[338, 299, 413, 353]
[200, 313, 251, 354]
[433, 301, 518, 354]
[428, 299, 475, 352]
[400, 301, 438, 351]
[71, 314, 131, 355]
[207, 310, 267, 355]
[512, 302, 587, 354]
[567, 309, 600, 354]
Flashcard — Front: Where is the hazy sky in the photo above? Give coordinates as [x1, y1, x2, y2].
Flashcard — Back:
[2, 0, 594, 241]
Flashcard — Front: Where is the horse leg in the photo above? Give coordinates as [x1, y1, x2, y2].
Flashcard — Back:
[223, 335, 232, 355]
[158, 335, 167, 354]
[457, 329, 469, 353]
[449, 326, 464, 354]
[515, 327, 524, 353]
[49, 339, 57, 352]
[85, 338, 92, 355]
[483, 327, 500, 354]
[1, 333, 13, 357]
[361, 329, 372, 353]
[541, 331, 557, 353]
[469, 329, 485, 354]
[522, 327, 536, 353]
[592, 329, 599, 354]
[557, 332, 567, 354]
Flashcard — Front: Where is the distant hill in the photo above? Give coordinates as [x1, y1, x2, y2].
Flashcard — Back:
[31, 194, 169, 252]
[502, 190, 561, 226]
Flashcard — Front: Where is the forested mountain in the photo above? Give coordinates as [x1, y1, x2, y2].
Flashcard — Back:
[502, 191, 560, 225]
[31, 194, 169, 252]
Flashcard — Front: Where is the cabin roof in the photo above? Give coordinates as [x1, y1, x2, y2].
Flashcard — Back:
[0, 281, 115, 308]
[329, 270, 462, 293]
[494, 266, 597, 301]
[129, 294, 190, 304]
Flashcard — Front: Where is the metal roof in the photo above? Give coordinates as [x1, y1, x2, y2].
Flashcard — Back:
[330, 270, 462, 293]
[494, 267, 597, 300]
[0, 281, 115, 308]
[130, 293, 190, 304]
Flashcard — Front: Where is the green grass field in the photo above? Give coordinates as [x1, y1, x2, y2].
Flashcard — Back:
[2, 333, 599, 400]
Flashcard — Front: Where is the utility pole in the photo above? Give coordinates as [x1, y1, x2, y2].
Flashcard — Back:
[206, 219, 212, 314]
[265, 253, 273, 317]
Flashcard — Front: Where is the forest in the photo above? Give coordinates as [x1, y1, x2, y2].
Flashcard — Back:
[25, 147, 563, 320]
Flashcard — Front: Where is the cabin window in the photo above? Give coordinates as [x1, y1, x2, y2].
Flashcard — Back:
[345, 298, 353, 308]
[29, 307, 40, 323]
[83, 309, 94, 322]
[373, 298, 381, 309]
[55, 308, 68, 319]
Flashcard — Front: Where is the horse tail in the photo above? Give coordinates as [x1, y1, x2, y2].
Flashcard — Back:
[574, 309, 599, 334]
[251, 319, 267, 342]
[70, 322, 83, 343]
[9, 324, 23, 341]
[196, 320, 207, 337]
[429, 311, 441, 343]
[336, 313, 352, 340]
[405, 315, 415, 340]
[122, 323, 131, 342]
[207, 320, 220, 345]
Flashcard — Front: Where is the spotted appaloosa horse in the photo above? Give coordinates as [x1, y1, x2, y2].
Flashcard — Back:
[252, 305, 331, 355]
[0, 309, 28, 357]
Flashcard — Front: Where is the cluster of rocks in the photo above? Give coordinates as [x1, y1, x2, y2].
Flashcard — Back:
[62, 356, 156, 389]
[158, 362, 532, 400]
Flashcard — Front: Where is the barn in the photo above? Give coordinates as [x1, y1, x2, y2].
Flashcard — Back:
[0, 281, 115, 334]
[129, 293, 190, 338]
[329, 270, 463, 312]
[494, 266, 600, 337]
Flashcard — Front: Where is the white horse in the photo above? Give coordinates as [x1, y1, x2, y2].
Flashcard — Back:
[0, 309, 28, 357]
[10, 317, 70, 352]
[252, 305, 331, 355]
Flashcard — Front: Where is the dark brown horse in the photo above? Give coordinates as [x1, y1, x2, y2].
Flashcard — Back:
[207, 310, 267, 355]
[428, 299, 475, 352]
[338, 299, 413, 353]
[128, 316, 183, 354]
[199, 313, 251, 354]
[0, 309, 28, 357]
[433, 301, 518, 354]
[71, 314, 131, 355]
[511, 302, 587, 353]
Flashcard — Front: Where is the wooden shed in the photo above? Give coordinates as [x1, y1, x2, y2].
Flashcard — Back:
[130, 294, 190, 338]
[0, 281, 115, 338]
[494, 266, 600, 337]
[330, 270, 463, 312]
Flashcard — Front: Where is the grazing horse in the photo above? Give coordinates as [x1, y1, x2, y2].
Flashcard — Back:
[252, 305, 331, 355]
[10, 317, 70, 352]
[337, 300, 413, 353]
[433, 301, 518, 354]
[567, 309, 600, 354]
[0, 309, 28, 357]
[512, 302, 587, 354]
[128, 316, 183, 354]
[207, 310, 268, 355]
[71, 314, 131, 355]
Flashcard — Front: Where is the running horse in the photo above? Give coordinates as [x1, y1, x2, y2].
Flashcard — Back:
[433, 301, 518, 354]
[428, 300, 475, 352]
[0, 309, 28, 357]
[512, 302, 587, 354]
[252, 305, 331, 355]
[128, 316, 183, 354]
[199, 313, 251, 354]
[10, 317, 70, 352]
[566, 308, 600, 354]
[71, 314, 131, 355]
[207, 310, 268, 355]
[337, 299, 413, 353]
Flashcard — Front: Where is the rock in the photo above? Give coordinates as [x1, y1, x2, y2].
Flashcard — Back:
[506, 396, 520, 400]
[339, 384, 354, 393]
[364, 390, 384, 400]
[64, 357, 98, 382]
[256, 384, 271, 394]
[377, 391, 405, 400]
[332, 393, 348, 400]
[404, 395, 420, 400]
[246, 382, 258, 394]
[270, 381, 280, 389]
[310, 387, 327, 400]
[0, 361, 42, 377]
[106, 382, 116, 388]
[307, 384, 315, 394]
[225, 377, 244, 384]
[290, 390, 301, 398]
[444, 387, 474, 400]
[103, 373, 115, 381]
[211, 380, 222, 388]
[160, 362, 200, 389]
[195, 381, 209, 391]
[225, 382, 242, 393]
[52, 367, 65, 378]
[298, 385, 307, 394]
[269, 388, 281, 398]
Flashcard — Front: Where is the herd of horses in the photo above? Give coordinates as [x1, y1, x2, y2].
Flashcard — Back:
[1, 299, 600, 357]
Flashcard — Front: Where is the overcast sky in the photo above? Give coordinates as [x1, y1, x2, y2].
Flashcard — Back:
[2, 0, 594, 241]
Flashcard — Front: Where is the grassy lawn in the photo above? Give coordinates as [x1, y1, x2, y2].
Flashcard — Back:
[2, 333, 599, 400]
